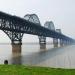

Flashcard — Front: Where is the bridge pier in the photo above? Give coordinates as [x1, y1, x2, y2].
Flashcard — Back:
[53, 29, 62, 47]
[11, 34, 22, 55]
[11, 41, 22, 64]
[55, 29, 65, 47]
[60, 39, 64, 46]
[53, 38, 58, 47]
[12, 43, 22, 53]
[39, 36, 46, 50]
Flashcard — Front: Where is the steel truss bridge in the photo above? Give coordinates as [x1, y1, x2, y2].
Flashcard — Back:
[0, 11, 74, 44]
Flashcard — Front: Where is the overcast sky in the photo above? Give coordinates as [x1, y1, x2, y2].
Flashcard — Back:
[0, 0, 75, 43]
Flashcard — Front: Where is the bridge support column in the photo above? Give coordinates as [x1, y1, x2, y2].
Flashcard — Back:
[60, 39, 64, 46]
[53, 38, 58, 47]
[39, 36, 46, 50]
[11, 42, 22, 64]
[55, 29, 64, 47]
[53, 29, 62, 47]
[11, 41, 22, 53]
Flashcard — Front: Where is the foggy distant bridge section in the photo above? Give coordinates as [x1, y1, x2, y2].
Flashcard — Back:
[0, 11, 74, 46]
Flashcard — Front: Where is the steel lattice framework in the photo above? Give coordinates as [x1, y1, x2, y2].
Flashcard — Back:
[0, 11, 74, 44]
[44, 21, 55, 31]
[24, 14, 41, 25]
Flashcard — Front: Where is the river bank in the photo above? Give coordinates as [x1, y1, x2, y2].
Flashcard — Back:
[0, 65, 75, 75]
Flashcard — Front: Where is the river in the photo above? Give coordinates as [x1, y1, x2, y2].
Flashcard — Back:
[0, 43, 75, 68]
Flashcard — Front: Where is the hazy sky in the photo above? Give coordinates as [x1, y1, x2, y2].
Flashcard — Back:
[0, 0, 75, 43]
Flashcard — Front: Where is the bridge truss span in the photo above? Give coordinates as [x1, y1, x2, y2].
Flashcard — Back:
[0, 11, 74, 45]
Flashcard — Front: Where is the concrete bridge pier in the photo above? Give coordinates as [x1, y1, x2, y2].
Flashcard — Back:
[55, 29, 64, 47]
[53, 29, 62, 47]
[39, 36, 46, 50]
[60, 39, 64, 46]
[11, 40, 22, 64]
[53, 38, 58, 47]
[11, 41, 22, 53]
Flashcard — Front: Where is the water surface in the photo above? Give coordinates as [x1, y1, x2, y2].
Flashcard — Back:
[0, 43, 75, 68]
